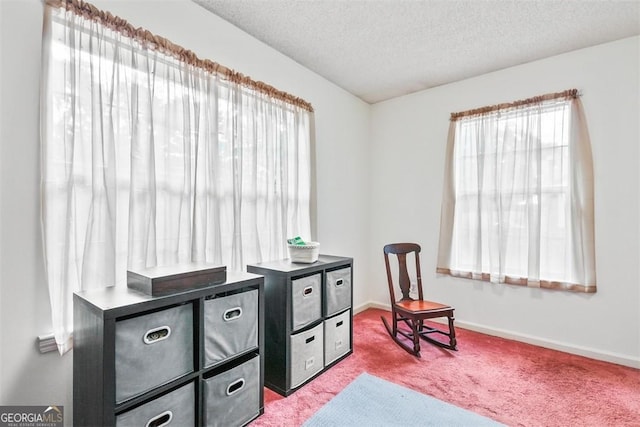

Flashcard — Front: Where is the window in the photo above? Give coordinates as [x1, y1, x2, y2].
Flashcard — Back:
[41, 4, 313, 353]
[437, 91, 596, 293]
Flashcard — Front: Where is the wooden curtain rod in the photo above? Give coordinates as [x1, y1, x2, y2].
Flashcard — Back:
[450, 89, 579, 121]
[45, 0, 314, 112]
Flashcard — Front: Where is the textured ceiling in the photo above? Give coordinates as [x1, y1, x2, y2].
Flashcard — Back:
[194, 0, 640, 104]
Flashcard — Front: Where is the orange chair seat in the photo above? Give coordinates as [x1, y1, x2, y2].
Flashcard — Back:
[396, 299, 451, 312]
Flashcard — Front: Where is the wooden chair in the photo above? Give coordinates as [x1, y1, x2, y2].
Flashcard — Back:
[381, 243, 457, 357]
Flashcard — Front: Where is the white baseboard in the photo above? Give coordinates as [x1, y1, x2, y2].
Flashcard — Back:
[353, 301, 640, 369]
[353, 301, 389, 314]
[455, 320, 640, 369]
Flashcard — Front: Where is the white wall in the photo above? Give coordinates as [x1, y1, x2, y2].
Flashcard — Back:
[0, 0, 370, 423]
[369, 36, 640, 367]
[0, 0, 4, 404]
[0, 0, 75, 412]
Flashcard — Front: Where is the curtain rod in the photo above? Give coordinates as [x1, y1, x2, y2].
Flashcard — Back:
[45, 0, 314, 112]
[450, 89, 579, 121]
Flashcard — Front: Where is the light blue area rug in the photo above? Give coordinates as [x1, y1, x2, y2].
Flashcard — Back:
[303, 373, 505, 427]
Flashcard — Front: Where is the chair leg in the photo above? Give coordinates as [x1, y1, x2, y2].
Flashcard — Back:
[448, 315, 457, 350]
[410, 319, 421, 356]
[392, 310, 398, 335]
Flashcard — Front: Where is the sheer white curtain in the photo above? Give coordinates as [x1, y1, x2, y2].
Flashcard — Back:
[437, 95, 596, 293]
[41, 6, 312, 354]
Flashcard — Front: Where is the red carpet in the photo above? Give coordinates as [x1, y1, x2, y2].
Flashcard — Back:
[250, 308, 640, 426]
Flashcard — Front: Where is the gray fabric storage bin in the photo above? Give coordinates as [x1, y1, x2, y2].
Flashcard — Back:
[324, 310, 351, 365]
[204, 289, 258, 367]
[203, 354, 260, 427]
[325, 267, 352, 316]
[116, 381, 195, 427]
[115, 303, 193, 403]
[291, 273, 322, 331]
[290, 322, 324, 389]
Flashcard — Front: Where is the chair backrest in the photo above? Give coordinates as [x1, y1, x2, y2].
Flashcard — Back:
[383, 243, 424, 304]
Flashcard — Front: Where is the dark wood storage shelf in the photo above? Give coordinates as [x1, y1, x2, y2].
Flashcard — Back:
[247, 255, 353, 396]
[74, 271, 264, 427]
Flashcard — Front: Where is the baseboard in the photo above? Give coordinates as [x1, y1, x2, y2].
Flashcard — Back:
[353, 301, 390, 314]
[353, 302, 640, 369]
[455, 320, 640, 369]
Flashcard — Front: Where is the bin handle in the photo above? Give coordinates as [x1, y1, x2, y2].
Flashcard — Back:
[226, 378, 246, 396]
[303, 286, 314, 297]
[145, 410, 173, 427]
[335, 278, 344, 287]
[143, 326, 171, 345]
[223, 307, 243, 321]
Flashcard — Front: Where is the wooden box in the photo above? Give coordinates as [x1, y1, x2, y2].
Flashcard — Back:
[128, 263, 226, 296]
